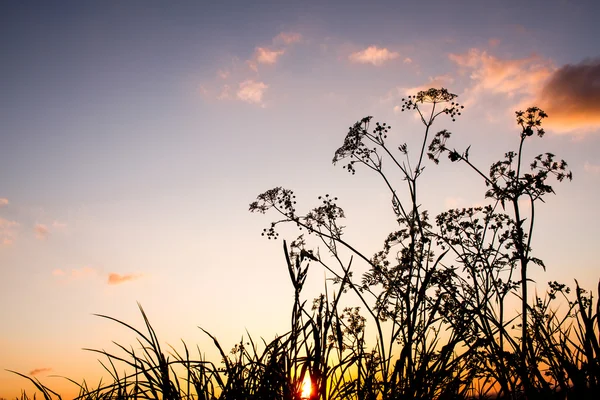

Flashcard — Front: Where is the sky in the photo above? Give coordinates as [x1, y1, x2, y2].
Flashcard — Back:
[1, 0, 600, 398]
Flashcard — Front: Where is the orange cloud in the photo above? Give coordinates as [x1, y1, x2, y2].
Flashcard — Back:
[1, 217, 19, 245]
[274, 32, 302, 45]
[0, 198, 8, 207]
[237, 80, 268, 105]
[108, 273, 140, 285]
[531, 59, 600, 133]
[349, 46, 399, 66]
[448, 49, 554, 98]
[255, 47, 285, 64]
[30, 368, 52, 376]
[35, 223, 49, 240]
[52, 269, 65, 276]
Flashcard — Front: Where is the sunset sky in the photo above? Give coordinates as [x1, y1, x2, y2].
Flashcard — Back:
[1, 1, 600, 398]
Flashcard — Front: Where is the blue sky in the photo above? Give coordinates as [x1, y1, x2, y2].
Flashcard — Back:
[1, 1, 599, 398]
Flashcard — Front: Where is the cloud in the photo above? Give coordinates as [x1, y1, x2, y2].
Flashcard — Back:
[404, 74, 455, 95]
[584, 161, 600, 174]
[530, 59, 600, 133]
[29, 368, 52, 376]
[237, 80, 268, 105]
[255, 47, 285, 64]
[108, 273, 140, 285]
[488, 38, 501, 48]
[217, 69, 229, 79]
[390, 75, 456, 114]
[52, 220, 67, 230]
[71, 266, 96, 278]
[274, 32, 302, 45]
[349, 46, 400, 66]
[0, 198, 8, 207]
[53, 266, 96, 280]
[445, 197, 465, 209]
[448, 49, 554, 98]
[403, 57, 413, 64]
[449, 50, 600, 133]
[217, 84, 232, 100]
[0, 217, 19, 245]
[35, 223, 49, 240]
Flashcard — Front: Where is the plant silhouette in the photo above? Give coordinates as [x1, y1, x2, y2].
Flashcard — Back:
[11, 88, 598, 400]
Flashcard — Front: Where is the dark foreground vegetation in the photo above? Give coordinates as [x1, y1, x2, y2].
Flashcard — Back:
[11, 89, 599, 400]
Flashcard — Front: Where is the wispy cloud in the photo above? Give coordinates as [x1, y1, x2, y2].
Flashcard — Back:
[237, 80, 268, 105]
[390, 75, 455, 114]
[255, 47, 285, 64]
[217, 69, 230, 79]
[404, 74, 455, 95]
[30, 368, 52, 376]
[274, 31, 302, 45]
[52, 220, 67, 230]
[444, 197, 465, 209]
[35, 223, 49, 240]
[584, 161, 600, 174]
[0, 198, 8, 207]
[448, 49, 554, 99]
[53, 266, 96, 280]
[0, 217, 19, 245]
[108, 273, 140, 285]
[349, 46, 399, 66]
[531, 59, 600, 133]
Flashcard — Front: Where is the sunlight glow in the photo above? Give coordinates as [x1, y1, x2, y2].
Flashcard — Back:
[301, 374, 312, 399]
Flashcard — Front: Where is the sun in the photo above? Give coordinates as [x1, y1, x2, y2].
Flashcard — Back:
[301, 374, 312, 399]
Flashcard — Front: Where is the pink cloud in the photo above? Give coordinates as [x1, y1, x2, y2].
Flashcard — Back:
[255, 47, 285, 64]
[246, 60, 258, 72]
[29, 368, 52, 376]
[0, 198, 8, 207]
[217, 84, 233, 100]
[52, 269, 65, 276]
[349, 46, 400, 66]
[488, 38, 501, 48]
[237, 80, 268, 105]
[274, 32, 302, 45]
[35, 223, 49, 240]
[1, 217, 19, 245]
[217, 69, 230, 79]
[108, 273, 140, 285]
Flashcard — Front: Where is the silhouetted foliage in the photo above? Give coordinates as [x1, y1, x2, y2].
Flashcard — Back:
[12, 88, 598, 400]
